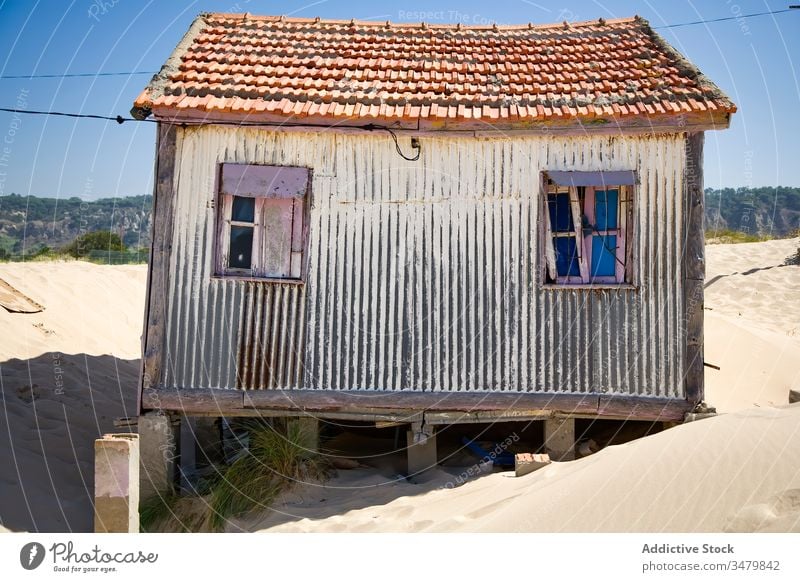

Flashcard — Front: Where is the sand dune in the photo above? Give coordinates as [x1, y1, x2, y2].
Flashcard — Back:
[704, 238, 800, 412]
[0, 261, 144, 532]
[0, 261, 146, 361]
[0, 238, 798, 532]
[250, 406, 800, 533]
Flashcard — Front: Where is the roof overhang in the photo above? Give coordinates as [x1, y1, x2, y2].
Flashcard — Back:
[142, 108, 732, 136]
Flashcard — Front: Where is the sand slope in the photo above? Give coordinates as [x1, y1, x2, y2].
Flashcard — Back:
[1, 238, 798, 533]
[0, 261, 146, 361]
[0, 262, 144, 532]
[704, 238, 800, 412]
[251, 406, 800, 533]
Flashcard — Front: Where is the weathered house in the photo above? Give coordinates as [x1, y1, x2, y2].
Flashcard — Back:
[132, 13, 735, 473]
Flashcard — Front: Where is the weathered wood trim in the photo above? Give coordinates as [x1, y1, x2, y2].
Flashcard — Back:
[142, 388, 243, 414]
[140, 123, 178, 411]
[683, 132, 705, 407]
[142, 388, 691, 421]
[242, 389, 599, 414]
[597, 394, 691, 421]
[148, 108, 732, 136]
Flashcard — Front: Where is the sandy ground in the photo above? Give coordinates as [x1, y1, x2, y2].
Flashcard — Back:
[704, 238, 800, 412]
[0, 261, 144, 532]
[0, 238, 798, 533]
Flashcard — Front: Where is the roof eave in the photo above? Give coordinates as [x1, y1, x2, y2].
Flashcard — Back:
[643, 21, 737, 115]
[146, 107, 733, 135]
[129, 13, 209, 120]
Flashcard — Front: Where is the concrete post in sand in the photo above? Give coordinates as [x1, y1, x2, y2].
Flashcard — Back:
[544, 418, 575, 461]
[94, 433, 139, 533]
[406, 422, 437, 475]
[138, 412, 177, 499]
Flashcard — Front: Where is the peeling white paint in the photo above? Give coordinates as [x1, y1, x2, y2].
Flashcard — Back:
[163, 126, 686, 398]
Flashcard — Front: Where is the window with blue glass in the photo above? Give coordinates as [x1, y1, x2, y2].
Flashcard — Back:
[543, 180, 631, 286]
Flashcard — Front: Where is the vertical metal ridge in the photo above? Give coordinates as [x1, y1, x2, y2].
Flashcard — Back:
[164, 128, 686, 400]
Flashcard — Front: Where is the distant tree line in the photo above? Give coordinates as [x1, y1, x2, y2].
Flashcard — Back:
[0, 188, 798, 263]
[705, 186, 800, 239]
[0, 193, 151, 263]
[0, 194, 152, 263]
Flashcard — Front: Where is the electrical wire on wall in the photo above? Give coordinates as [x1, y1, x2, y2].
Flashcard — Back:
[0, 107, 423, 161]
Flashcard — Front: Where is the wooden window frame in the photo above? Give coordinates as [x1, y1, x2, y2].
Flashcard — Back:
[541, 179, 634, 288]
[213, 164, 311, 283]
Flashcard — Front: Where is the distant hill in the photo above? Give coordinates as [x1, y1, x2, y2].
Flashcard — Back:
[0, 194, 152, 256]
[706, 187, 800, 238]
[0, 188, 797, 258]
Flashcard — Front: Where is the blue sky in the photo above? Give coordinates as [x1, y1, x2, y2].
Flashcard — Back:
[0, 0, 798, 200]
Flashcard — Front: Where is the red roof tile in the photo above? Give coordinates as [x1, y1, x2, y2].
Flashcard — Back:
[133, 13, 736, 126]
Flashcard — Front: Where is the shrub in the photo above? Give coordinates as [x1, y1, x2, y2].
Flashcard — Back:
[62, 231, 125, 258]
[140, 419, 329, 532]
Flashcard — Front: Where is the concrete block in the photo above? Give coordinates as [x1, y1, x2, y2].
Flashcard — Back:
[515, 453, 551, 477]
[94, 433, 139, 533]
[138, 412, 177, 500]
[544, 417, 575, 461]
[406, 425, 437, 475]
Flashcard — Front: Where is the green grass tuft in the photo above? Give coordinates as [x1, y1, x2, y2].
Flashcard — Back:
[707, 229, 773, 244]
[207, 419, 328, 530]
[139, 419, 329, 533]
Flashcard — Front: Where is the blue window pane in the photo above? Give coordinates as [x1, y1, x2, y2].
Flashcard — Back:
[591, 235, 617, 277]
[555, 237, 581, 277]
[231, 196, 255, 222]
[547, 192, 574, 233]
[229, 226, 254, 269]
[595, 189, 618, 230]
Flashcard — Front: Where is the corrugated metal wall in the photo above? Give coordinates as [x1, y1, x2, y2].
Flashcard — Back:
[162, 126, 685, 398]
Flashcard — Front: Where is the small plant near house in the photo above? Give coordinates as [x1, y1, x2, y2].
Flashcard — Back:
[140, 419, 330, 532]
[706, 228, 773, 244]
[784, 229, 800, 266]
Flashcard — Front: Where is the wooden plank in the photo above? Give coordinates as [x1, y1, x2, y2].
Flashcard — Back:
[0, 277, 44, 313]
[150, 108, 733, 136]
[684, 278, 704, 407]
[684, 131, 705, 407]
[244, 389, 601, 414]
[142, 388, 243, 413]
[259, 198, 294, 277]
[424, 410, 552, 425]
[144, 387, 691, 421]
[597, 394, 691, 422]
[140, 123, 177, 407]
[541, 177, 557, 282]
[220, 164, 309, 198]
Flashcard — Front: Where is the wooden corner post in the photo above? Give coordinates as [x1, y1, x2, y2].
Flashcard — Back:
[139, 122, 178, 411]
[684, 132, 704, 407]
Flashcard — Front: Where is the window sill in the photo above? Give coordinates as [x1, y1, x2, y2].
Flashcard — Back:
[211, 273, 306, 285]
[540, 283, 638, 291]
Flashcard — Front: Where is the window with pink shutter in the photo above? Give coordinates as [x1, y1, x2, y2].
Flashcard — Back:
[215, 164, 310, 281]
[541, 171, 636, 287]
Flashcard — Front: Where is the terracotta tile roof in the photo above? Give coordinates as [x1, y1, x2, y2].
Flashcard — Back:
[133, 13, 736, 127]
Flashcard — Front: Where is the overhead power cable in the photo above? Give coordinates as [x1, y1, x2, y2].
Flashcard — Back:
[0, 5, 796, 81]
[0, 107, 422, 160]
[0, 71, 157, 80]
[652, 7, 796, 29]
